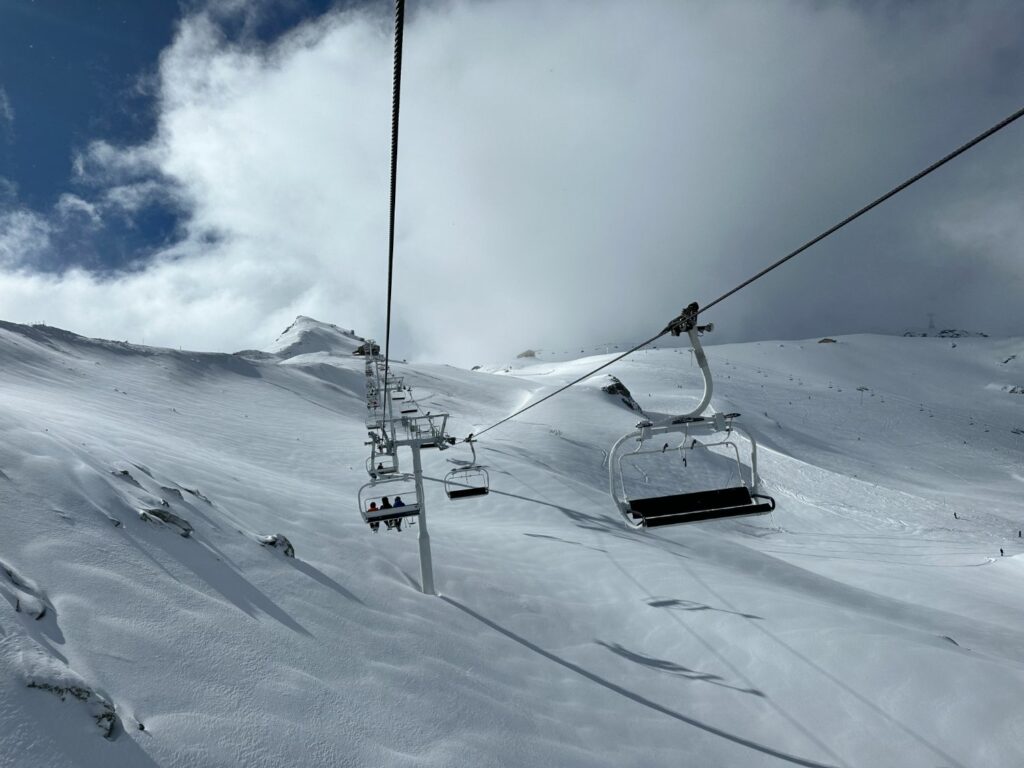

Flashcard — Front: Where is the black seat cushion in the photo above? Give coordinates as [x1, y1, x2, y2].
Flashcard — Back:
[447, 487, 489, 499]
[627, 487, 774, 526]
[629, 487, 753, 516]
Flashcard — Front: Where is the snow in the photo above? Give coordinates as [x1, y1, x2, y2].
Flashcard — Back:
[0, 317, 1022, 767]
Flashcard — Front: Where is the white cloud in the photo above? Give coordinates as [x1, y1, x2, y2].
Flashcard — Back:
[55, 194, 102, 227]
[0, 0, 1022, 360]
[0, 209, 51, 267]
[73, 139, 161, 184]
[0, 177, 16, 202]
[0, 86, 13, 138]
[103, 181, 171, 214]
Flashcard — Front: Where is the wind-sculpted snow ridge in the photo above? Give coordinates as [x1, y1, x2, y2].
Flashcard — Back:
[263, 315, 367, 359]
[0, 318, 1022, 767]
[1, 560, 55, 635]
[6, 633, 120, 739]
[0, 559, 121, 747]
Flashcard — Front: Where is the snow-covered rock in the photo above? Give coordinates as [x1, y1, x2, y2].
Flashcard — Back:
[257, 533, 295, 557]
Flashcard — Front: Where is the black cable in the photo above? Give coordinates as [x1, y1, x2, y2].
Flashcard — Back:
[473, 328, 668, 439]
[699, 103, 1024, 316]
[382, 0, 405, 417]
[472, 103, 1024, 440]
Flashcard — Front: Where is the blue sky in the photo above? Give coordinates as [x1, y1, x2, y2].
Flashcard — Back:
[0, 0, 178, 268]
[0, 0, 354, 271]
[0, 1, 1021, 361]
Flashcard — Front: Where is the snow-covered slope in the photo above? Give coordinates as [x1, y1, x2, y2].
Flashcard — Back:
[1, 318, 1022, 767]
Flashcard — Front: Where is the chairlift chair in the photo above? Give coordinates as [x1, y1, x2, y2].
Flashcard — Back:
[608, 305, 775, 528]
[358, 475, 420, 531]
[444, 438, 490, 499]
[400, 413, 452, 450]
[366, 451, 399, 480]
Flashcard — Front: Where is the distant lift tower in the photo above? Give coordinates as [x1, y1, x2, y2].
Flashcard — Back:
[359, 344, 454, 595]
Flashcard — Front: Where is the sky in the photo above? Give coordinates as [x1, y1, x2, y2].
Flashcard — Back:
[0, 0, 1021, 364]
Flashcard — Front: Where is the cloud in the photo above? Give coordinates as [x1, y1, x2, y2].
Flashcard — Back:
[0, 209, 51, 267]
[55, 194, 102, 227]
[0, 0, 1022, 361]
[72, 139, 161, 185]
[0, 86, 13, 139]
[0, 177, 16, 203]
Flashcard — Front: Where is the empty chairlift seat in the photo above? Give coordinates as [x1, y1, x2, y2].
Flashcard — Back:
[443, 438, 489, 499]
[444, 466, 490, 499]
[622, 439, 774, 526]
[610, 420, 776, 529]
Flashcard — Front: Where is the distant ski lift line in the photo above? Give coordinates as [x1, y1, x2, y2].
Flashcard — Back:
[471, 103, 1024, 442]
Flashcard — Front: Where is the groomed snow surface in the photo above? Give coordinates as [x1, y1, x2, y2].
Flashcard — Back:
[1, 317, 1022, 767]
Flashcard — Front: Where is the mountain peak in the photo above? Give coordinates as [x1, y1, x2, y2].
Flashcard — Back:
[264, 316, 366, 359]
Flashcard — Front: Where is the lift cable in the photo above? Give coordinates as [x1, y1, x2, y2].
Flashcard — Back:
[472, 329, 665, 440]
[382, 0, 405, 417]
[698, 104, 1024, 317]
[471, 103, 1024, 441]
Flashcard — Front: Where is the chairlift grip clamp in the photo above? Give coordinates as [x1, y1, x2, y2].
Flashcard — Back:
[665, 302, 698, 336]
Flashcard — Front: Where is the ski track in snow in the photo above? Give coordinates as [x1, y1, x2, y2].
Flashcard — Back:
[0, 318, 1022, 767]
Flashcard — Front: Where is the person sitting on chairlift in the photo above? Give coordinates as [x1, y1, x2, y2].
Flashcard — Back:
[377, 462, 384, 472]
[385, 497, 406, 531]
[367, 501, 380, 533]
[379, 496, 398, 531]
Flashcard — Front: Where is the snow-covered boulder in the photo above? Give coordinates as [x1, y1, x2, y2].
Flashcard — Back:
[138, 508, 194, 538]
[257, 533, 295, 558]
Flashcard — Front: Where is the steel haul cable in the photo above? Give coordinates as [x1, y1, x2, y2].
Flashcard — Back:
[472, 103, 1024, 441]
[698, 104, 1024, 317]
[382, 0, 405, 420]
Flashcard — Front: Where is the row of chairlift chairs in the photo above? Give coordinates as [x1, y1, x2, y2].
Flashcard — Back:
[358, 345, 490, 532]
[356, 305, 774, 535]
